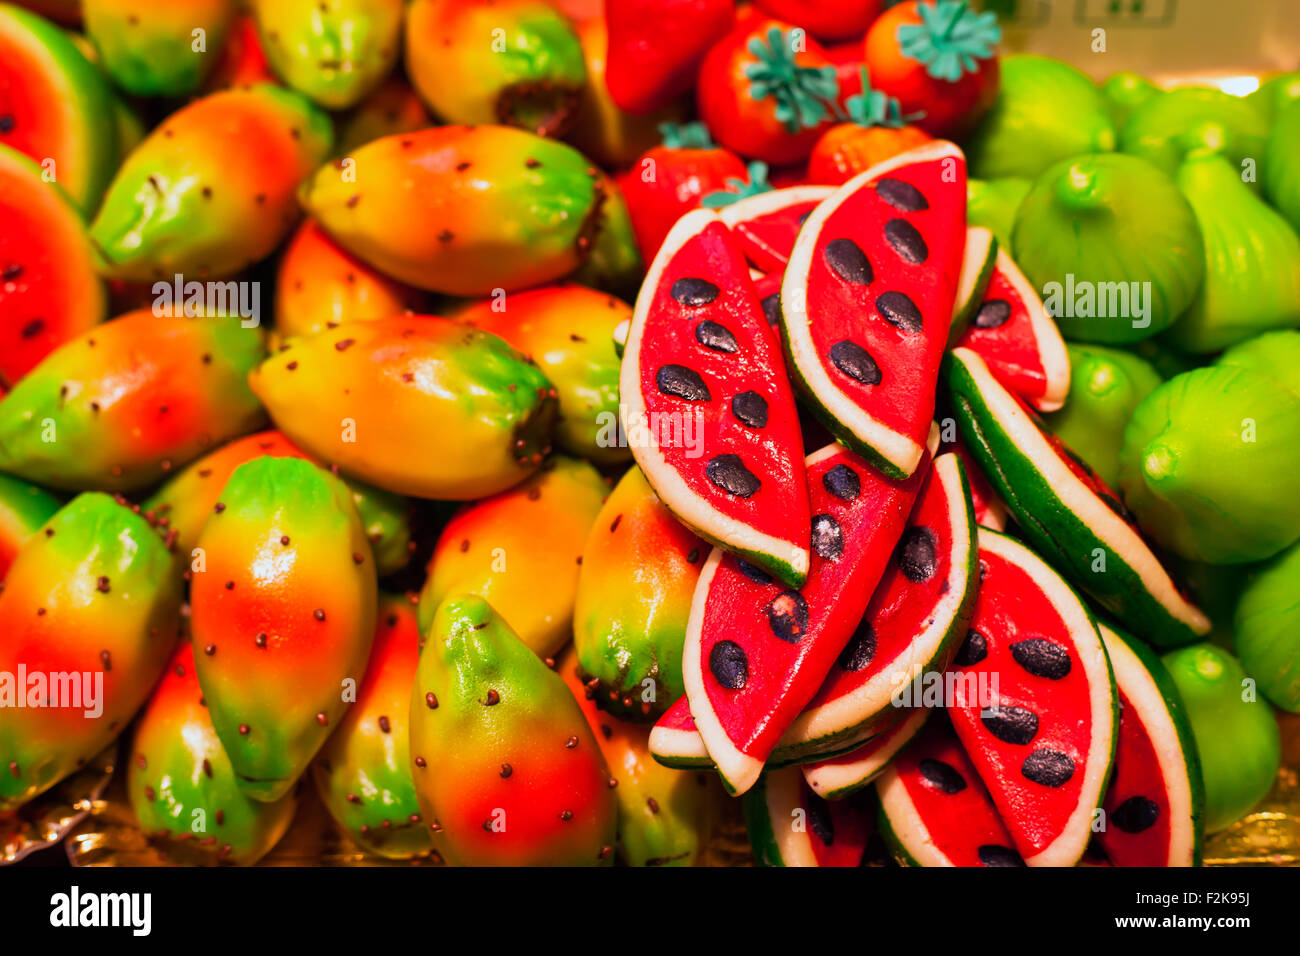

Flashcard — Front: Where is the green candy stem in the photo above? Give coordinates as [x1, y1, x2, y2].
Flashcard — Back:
[896, 0, 1002, 83]
[700, 161, 772, 208]
[743, 26, 842, 134]
[658, 121, 715, 150]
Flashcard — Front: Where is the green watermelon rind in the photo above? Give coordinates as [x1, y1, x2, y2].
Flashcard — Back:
[1097, 621, 1206, 867]
[772, 452, 979, 762]
[620, 207, 811, 588]
[780, 141, 968, 481]
[742, 772, 788, 867]
[874, 785, 926, 867]
[948, 227, 999, 347]
[972, 527, 1121, 868]
[802, 706, 929, 802]
[0, 4, 118, 216]
[945, 347, 1210, 648]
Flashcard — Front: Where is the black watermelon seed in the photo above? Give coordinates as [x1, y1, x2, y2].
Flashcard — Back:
[974, 299, 1012, 329]
[897, 527, 938, 582]
[696, 320, 738, 353]
[807, 794, 834, 846]
[876, 291, 923, 333]
[761, 293, 780, 325]
[766, 591, 810, 643]
[829, 340, 881, 385]
[810, 513, 843, 560]
[981, 705, 1040, 746]
[1009, 639, 1072, 680]
[1112, 795, 1160, 834]
[671, 277, 719, 306]
[656, 364, 710, 402]
[875, 177, 928, 211]
[837, 621, 876, 672]
[884, 218, 928, 264]
[919, 758, 966, 794]
[709, 640, 748, 690]
[1022, 748, 1075, 788]
[824, 238, 873, 285]
[735, 559, 773, 585]
[706, 454, 760, 498]
[731, 390, 768, 428]
[954, 629, 988, 667]
[797, 209, 813, 227]
[822, 464, 860, 500]
[978, 845, 1026, 867]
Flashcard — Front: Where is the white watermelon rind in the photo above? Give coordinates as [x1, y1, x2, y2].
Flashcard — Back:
[619, 207, 811, 588]
[716, 185, 835, 233]
[948, 226, 999, 345]
[803, 706, 929, 801]
[780, 141, 967, 480]
[742, 768, 822, 867]
[946, 346, 1210, 647]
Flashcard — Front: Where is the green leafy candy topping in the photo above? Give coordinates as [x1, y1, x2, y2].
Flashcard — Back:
[700, 162, 773, 208]
[659, 122, 716, 150]
[743, 27, 842, 134]
[846, 70, 927, 128]
[896, 0, 1001, 83]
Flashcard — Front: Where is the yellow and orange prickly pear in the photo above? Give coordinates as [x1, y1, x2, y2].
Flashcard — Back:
[90, 85, 332, 281]
[406, 0, 586, 137]
[312, 594, 433, 859]
[0, 472, 60, 582]
[202, 12, 276, 91]
[558, 648, 719, 865]
[418, 456, 607, 659]
[82, 0, 237, 96]
[408, 594, 617, 866]
[140, 430, 414, 579]
[250, 0, 403, 110]
[273, 219, 429, 342]
[190, 457, 377, 803]
[0, 309, 266, 492]
[336, 76, 433, 157]
[298, 126, 605, 296]
[249, 316, 558, 500]
[128, 642, 298, 864]
[0, 493, 183, 811]
[572, 465, 704, 721]
[456, 283, 629, 464]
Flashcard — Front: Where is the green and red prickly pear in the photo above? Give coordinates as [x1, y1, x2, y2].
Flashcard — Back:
[82, 0, 236, 96]
[202, 12, 276, 92]
[128, 642, 298, 864]
[191, 457, 377, 803]
[0, 309, 266, 492]
[299, 126, 605, 296]
[558, 649, 717, 866]
[0, 144, 106, 391]
[456, 283, 629, 464]
[312, 594, 432, 859]
[408, 594, 617, 866]
[272, 219, 428, 343]
[336, 76, 433, 157]
[405, 0, 587, 138]
[0, 471, 60, 581]
[571, 174, 644, 299]
[251, 0, 402, 110]
[572, 465, 704, 721]
[418, 456, 607, 660]
[90, 85, 332, 281]
[249, 316, 557, 500]
[140, 430, 413, 578]
[0, 492, 183, 811]
[0, 3, 118, 216]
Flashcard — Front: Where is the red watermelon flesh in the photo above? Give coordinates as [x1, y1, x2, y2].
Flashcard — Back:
[938, 430, 1006, 530]
[752, 271, 783, 329]
[877, 716, 1023, 867]
[682, 440, 930, 796]
[947, 528, 1118, 867]
[955, 247, 1070, 413]
[620, 208, 811, 587]
[778, 451, 977, 759]
[746, 766, 871, 867]
[0, 144, 105, 391]
[1096, 624, 1201, 867]
[718, 186, 833, 273]
[780, 141, 967, 480]
[802, 705, 928, 800]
